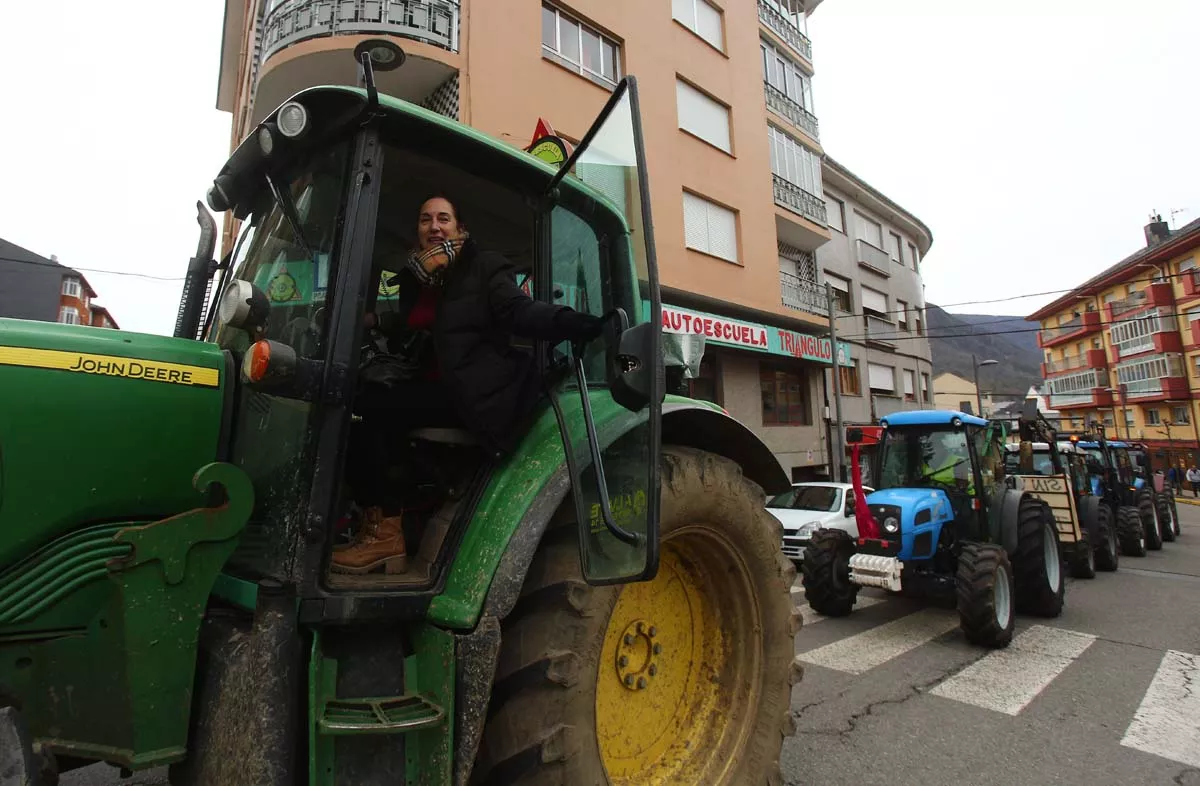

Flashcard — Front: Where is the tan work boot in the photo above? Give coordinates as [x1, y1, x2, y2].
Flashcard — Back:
[331, 508, 408, 574]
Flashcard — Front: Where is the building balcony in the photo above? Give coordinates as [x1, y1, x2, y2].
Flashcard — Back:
[1181, 269, 1200, 299]
[1114, 353, 1189, 402]
[764, 83, 819, 142]
[773, 174, 827, 227]
[253, 0, 461, 125]
[856, 240, 891, 277]
[1108, 307, 1182, 360]
[1047, 369, 1112, 410]
[1105, 282, 1174, 321]
[863, 315, 896, 349]
[757, 0, 813, 63]
[780, 270, 825, 316]
[1043, 348, 1107, 377]
[1039, 309, 1102, 348]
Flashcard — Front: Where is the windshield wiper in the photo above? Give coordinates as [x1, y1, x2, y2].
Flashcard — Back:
[264, 172, 319, 265]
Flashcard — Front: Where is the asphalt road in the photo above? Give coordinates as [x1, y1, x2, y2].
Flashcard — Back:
[62, 505, 1200, 786]
[783, 503, 1200, 786]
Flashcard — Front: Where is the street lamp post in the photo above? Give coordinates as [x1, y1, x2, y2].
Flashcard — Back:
[1106, 385, 1131, 440]
[1164, 418, 1174, 470]
[973, 355, 998, 418]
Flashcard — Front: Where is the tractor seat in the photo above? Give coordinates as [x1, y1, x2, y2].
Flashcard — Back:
[407, 427, 483, 447]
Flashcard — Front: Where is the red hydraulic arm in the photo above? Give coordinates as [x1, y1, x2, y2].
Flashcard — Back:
[850, 440, 881, 540]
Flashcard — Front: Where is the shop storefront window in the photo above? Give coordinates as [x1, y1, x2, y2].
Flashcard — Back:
[687, 355, 721, 404]
[761, 365, 811, 425]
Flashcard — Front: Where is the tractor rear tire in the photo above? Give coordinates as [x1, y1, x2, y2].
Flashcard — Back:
[801, 528, 860, 617]
[1169, 494, 1181, 537]
[1117, 505, 1147, 557]
[1094, 505, 1119, 572]
[471, 447, 800, 786]
[1068, 527, 1096, 579]
[1138, 490, 1163, 551]
[1157, 494, 1176, 543]
[956, 542, 1015, 649]
[1013, 497, 1065, 618]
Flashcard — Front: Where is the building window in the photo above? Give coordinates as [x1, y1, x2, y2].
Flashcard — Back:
[908, 243, 919, 271]
[1187, 306, 1200, 322]
[1124, 409, 1135, 427]
[1092, 337, 1103, 349]
[897, 300, 909, 331]
[1172, 406, 1190, 424]
[682, 191, 738, 262]
[825, 272, 851, 312]
[889, 232, 903, 263]
[59, 306, 79, 324]
[1127, 283, 1137, 296]
[867, 363, 895, 395]
[1178, 257, 1196, 275]
[761, 40, 814, 111]
[541, 4, 620, 86]
[1103, 293, 1117, 304]
[1146, 409, 1161, 425]
[840, 360, 861, 396]
[825, 194, 845, 233]
[1193, 356, 1200, 378]
[676, 79, 731, 153]
[762, 0, 805, 29]
[855, 212, 884, 250]
[921, 372, 931, 402]
[861, 286, 888, 319]
[915, 307, 924, 336]
[904, 370, 917, 401]
[62, 277, 80, 297]
[760, 366, 811, 425]
[672, 0, 723, 49]
[1103, 413, 1115, 427]
[768, 125, 822, 196]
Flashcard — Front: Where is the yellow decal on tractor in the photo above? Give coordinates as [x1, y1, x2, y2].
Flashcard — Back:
[0, 347, 220, 387]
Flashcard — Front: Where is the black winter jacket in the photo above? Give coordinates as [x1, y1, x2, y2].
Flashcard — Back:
[377, 239, 574, 452]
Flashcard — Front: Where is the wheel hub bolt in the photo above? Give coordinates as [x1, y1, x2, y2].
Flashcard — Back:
[624, 634, 634, 645]
[624, 675, 634, 687]
[648, 665, 657, 677]
[648, 626, 657, 637]
[618, 656, 629, 667]
[653, 643, 663, 655]
[637, 677, 648, 689]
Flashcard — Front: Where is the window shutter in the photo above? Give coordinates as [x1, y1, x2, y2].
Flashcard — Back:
[861, 287, 888, 314]
[904, 371, 915, 396]
[694, 0, 723, 49]
[677, 80, 731, 152]
[868, 363, 895, 391]
[682, 192, 738, 263]
[671, 0, 695, 28]
[682, 192, 709, 251]
[826, 274, 849, 292]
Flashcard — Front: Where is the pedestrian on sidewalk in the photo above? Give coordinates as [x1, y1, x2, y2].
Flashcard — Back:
[1187, 466, 1200, 497]
[1167, 465, 1180, 494]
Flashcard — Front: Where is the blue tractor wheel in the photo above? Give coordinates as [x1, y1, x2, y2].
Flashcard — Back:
[1138, 490, 1163, 551]
[1012, 496, 1065, 618]
[1093, 504, 1119, 572]
[1117, 506, 1147, 557]
[956, 542, 1014, 648]
[801, 529, 859, 617]
[1157, 493, 1176, 543]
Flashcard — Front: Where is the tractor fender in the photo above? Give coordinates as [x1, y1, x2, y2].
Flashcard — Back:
[995, 488, 1026, 556]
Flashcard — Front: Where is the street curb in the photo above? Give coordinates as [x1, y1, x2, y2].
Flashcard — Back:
[1175, 497, 1200, 506]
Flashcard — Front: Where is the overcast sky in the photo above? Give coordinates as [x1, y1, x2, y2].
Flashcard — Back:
[0, 1, 1196, 335]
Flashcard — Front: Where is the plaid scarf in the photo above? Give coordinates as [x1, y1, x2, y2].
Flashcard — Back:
[406, 234, 469, 287]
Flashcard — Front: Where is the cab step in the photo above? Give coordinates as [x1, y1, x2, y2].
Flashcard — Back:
[318, 694, 444, 736]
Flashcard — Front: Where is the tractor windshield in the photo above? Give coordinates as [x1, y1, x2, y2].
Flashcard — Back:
[878, 427, 973, 493]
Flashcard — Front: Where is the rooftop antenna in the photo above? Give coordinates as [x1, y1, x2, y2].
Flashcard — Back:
[1169, 208, 1189, 229]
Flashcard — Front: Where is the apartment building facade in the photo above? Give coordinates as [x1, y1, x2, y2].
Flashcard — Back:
[818, 158, 933, 426]
[0, 238, 119, 328]
[1031, 215, 1200, 470]
[215, 0, 930, 480]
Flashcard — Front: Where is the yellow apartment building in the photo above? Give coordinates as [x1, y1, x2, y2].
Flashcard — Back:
[1030, 215, 1200, 470]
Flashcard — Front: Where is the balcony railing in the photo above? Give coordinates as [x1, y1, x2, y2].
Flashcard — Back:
[1039, 310, 1101, 345]
[262, 0, 460, 63]
[1109, 290, 1148, 317]
[1109, 307, 1168, 359]
[1047, 369, 1108, 408]
[757, 0, 813, 61]
[764, 83, 819, 141]
[780, 270, 824, 316]
[772, 175, 827, 225]
[856, 239, 891, 274]
[1044, 350, 1106, 375]
[1115, 353, 1184, 398]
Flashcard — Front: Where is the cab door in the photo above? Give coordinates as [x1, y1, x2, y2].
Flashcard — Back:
[537, 77, 664, 584]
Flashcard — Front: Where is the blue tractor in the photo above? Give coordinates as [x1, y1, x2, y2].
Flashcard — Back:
[802, 410, 1065, 648]
[1118, 441, 1178, 544]
[1075, 437, 1154, 556]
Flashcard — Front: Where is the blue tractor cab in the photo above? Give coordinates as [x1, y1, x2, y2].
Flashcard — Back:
[801, 409, 1066, 649]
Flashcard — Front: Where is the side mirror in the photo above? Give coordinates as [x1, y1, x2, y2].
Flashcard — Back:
[846, 427, 864, 444]
[610, 316, 664, 413]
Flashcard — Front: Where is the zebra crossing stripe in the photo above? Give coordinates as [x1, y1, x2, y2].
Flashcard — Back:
[795, 595, 884, 627]
[929, 625, 1096, 715]
[1121, 650, 1200, 768]
[797, 608, 959, 674]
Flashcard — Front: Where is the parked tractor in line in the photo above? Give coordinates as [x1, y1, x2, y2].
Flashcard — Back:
[1002, 403, 1119, 579]
[1119, 441, 1179, 543]
[0, 67, 802, 785]
[802, 410, 1065, 649]
[1075, 434, 1163, 557]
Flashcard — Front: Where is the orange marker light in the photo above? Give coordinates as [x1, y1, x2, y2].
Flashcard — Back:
[244, 340, 272, 382]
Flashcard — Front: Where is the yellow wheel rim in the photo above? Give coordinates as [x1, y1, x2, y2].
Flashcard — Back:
[595, 527, 762, 785]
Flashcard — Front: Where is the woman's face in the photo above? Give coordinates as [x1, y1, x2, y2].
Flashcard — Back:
[417, 197, 463, 251]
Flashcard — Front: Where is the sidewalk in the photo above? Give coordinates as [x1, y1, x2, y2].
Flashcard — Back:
[1176, 496, 1200, 506]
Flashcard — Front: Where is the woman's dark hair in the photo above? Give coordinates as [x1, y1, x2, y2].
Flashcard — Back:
[418, 192, 467, 229]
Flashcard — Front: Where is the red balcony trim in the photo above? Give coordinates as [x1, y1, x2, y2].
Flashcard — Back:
[1040, 310, 1103, 348]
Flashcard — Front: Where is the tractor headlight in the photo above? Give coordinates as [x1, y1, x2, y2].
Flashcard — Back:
[258, 126, 276, 157]
[218, 280, 269, 334]
[277, 102, 309, 138]
[882, 516, 900, 534]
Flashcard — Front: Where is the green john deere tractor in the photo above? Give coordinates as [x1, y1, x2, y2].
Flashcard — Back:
[0, 70, 801, 785]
